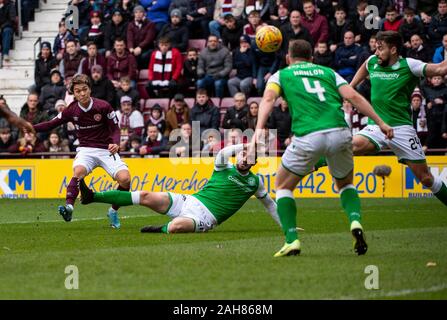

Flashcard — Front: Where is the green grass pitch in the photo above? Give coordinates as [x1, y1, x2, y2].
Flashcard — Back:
[0, 198, 446, 299]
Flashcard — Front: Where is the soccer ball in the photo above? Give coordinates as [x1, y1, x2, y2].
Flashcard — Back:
[255, 25, 283, 53]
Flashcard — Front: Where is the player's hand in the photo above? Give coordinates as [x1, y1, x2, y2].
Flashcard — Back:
[108, 144, 119, 155]
[379, 123, 394, 139]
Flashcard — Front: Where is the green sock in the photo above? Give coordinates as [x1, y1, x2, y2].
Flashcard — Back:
[93, 190, 133, 206]
[161, 223, 169, 234]
[340, 186, 361, 224]
[277, 191, 298, 243]
[314, 157, 327, 170]
[434, 182, 447, 206]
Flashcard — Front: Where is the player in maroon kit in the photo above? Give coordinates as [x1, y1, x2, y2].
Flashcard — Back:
[33, 74, 131, 228]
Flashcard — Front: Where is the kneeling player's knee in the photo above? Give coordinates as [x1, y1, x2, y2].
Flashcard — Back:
[168, 221, 184, 233]
[419, 173, 433, 188]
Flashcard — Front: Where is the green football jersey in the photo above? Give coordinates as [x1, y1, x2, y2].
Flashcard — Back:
[366, 56, 426, 127]
[267, 61, 349, 137]
[193, 165, 261, 224]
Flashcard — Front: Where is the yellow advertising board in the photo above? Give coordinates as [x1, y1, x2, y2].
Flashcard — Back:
[0, 156, 446, 199]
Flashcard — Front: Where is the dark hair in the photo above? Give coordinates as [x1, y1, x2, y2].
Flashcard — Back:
[196, 88, 208, 96]
[186, 47, 198, 53]
[404, 7, 415, 15]
[86, 41, 97, 48]
[386, 6, 397, 13]
[114, 37, 125, 44]
[288, 39, 313, 60]
[69, 74, 91, 94]
[334, 5, 346, 13]
[158, 36, 171, 45]
[302, 0, 314, 5]
[376, 31, 403, 54]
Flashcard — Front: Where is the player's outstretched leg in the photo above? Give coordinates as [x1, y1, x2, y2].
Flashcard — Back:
[107, 170, 131, 229]
[79, 179, 134, 206]
[339, 184, 367, 255]
[58, 176, 80, 222]
[407, 162, 447, 206]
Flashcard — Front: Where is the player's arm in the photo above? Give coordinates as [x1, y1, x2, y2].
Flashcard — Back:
[105, 105, 121, 154]
[255, 179, 281, 227]
[350, 61, 368, 88]
[0, 106, 35, 134]
[422, 59, 447, 77]
[253, 72, 280, 149]
[339, 84, 393, 139]
[214, 143, 245, 171]
[33, 112, 66, 132]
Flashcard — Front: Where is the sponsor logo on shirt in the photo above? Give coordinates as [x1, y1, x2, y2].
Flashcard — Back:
[228, 175, 253, 192]
[247, 177, 256, 186]
[94, 114, 102, 122]
[370, 72, 400, 80]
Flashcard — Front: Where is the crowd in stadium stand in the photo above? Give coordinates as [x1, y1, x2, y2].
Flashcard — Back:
[1, 0, 447, 157]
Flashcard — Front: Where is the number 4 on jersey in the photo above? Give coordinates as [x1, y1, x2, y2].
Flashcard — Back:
[302, 78, 326, 102]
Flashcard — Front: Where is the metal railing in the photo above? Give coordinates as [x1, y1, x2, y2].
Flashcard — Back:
[33, 36, 42, 60]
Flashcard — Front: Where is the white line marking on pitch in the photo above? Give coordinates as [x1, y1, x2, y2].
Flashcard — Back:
[0, 215, 151, 225]
[338, 283, 447, 299]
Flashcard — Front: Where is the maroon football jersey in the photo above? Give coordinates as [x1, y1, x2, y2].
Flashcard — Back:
[34, 98, 120, 149]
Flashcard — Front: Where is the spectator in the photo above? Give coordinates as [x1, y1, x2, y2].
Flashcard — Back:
[145, 103, 167, 134]
[222, 92, 248, 130]
[433, 34, 447, 63]
[300, 0, 329, 45]
[228, 35, 256, 97]
[181, 48, 199, 94]
[221, 14, 244, 51]
[116, 76, 140, 110]
[190, 88, 220, 135]
[59, 40, 84, 80]
[223, 127, 243, 147]
[399, 7, 425, 49]
[146, 36, 183, 97]
[104, 9, 129, 58]
[421, 76, 447, 149]
[185, 0, 214, 39]
[91, 0, 116, 22]
[53, 20, 76, 61]
[279, 10, 313, 68]
[79, 42, 107, 77]
[428, 0, 447, 48]
[139, 124, 168, 156]
[157, 9, 189, 53]
[107, 38, 138, 88]
[44, 131, 70, 158]
[381, 6, 403, 32]
[127, 5, 157, 69]
[165, 93, 190, 136]
[329, 5, 353, 53]
[116, 95, 145, 150]
[209, 0, 244, 38]
[34, 42, 59, 94]
[314, 0, 334, 18]
[252, 39, 279, 95]
[39, 69, 66, 117]
[128, 134, 142, 156]
[201, 130, 221, 155]
[169, 122, 196, 157]
[80, 10, 106, 50]
[8, 131, 46, 156]
[267, 97, 291, 150]
[243, 10, 266, 42]
[269, 2, 289, 29]
[243, 0, 270, 22]
[90, 64, 116, 106]
[407, 34, 431, 62]
[168, 0, 190, 18]
[334, 31, 363, 82]
[20, 0, 38, 31]
[117, 0, 135, 23]
[0, 127, 15, 153]
[20, 93, 49, 129]
[246, 100, 258, 130]
[54, 99, 78, 151]
[313, 41, 333, 67]
[197, 35, 233, 98]
[411, 90, 428, 147]
[141, 0, 171, 32]
[0, 0, 16, 61]
[369, 0, 389, 19]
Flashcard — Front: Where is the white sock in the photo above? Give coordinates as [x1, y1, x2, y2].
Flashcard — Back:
[430, 176, 443, 194]
[276, 189, 294, 200]
[131, 191, 141, 205]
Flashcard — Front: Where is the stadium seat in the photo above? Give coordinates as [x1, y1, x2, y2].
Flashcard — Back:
[247, 97, 262, 105]
[210, 97, 221, 107]
[188, 39, 206, 52]
[184, 98, 195, 109]
[137, 69, 150, 100]
[220, 97, 234, 110]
